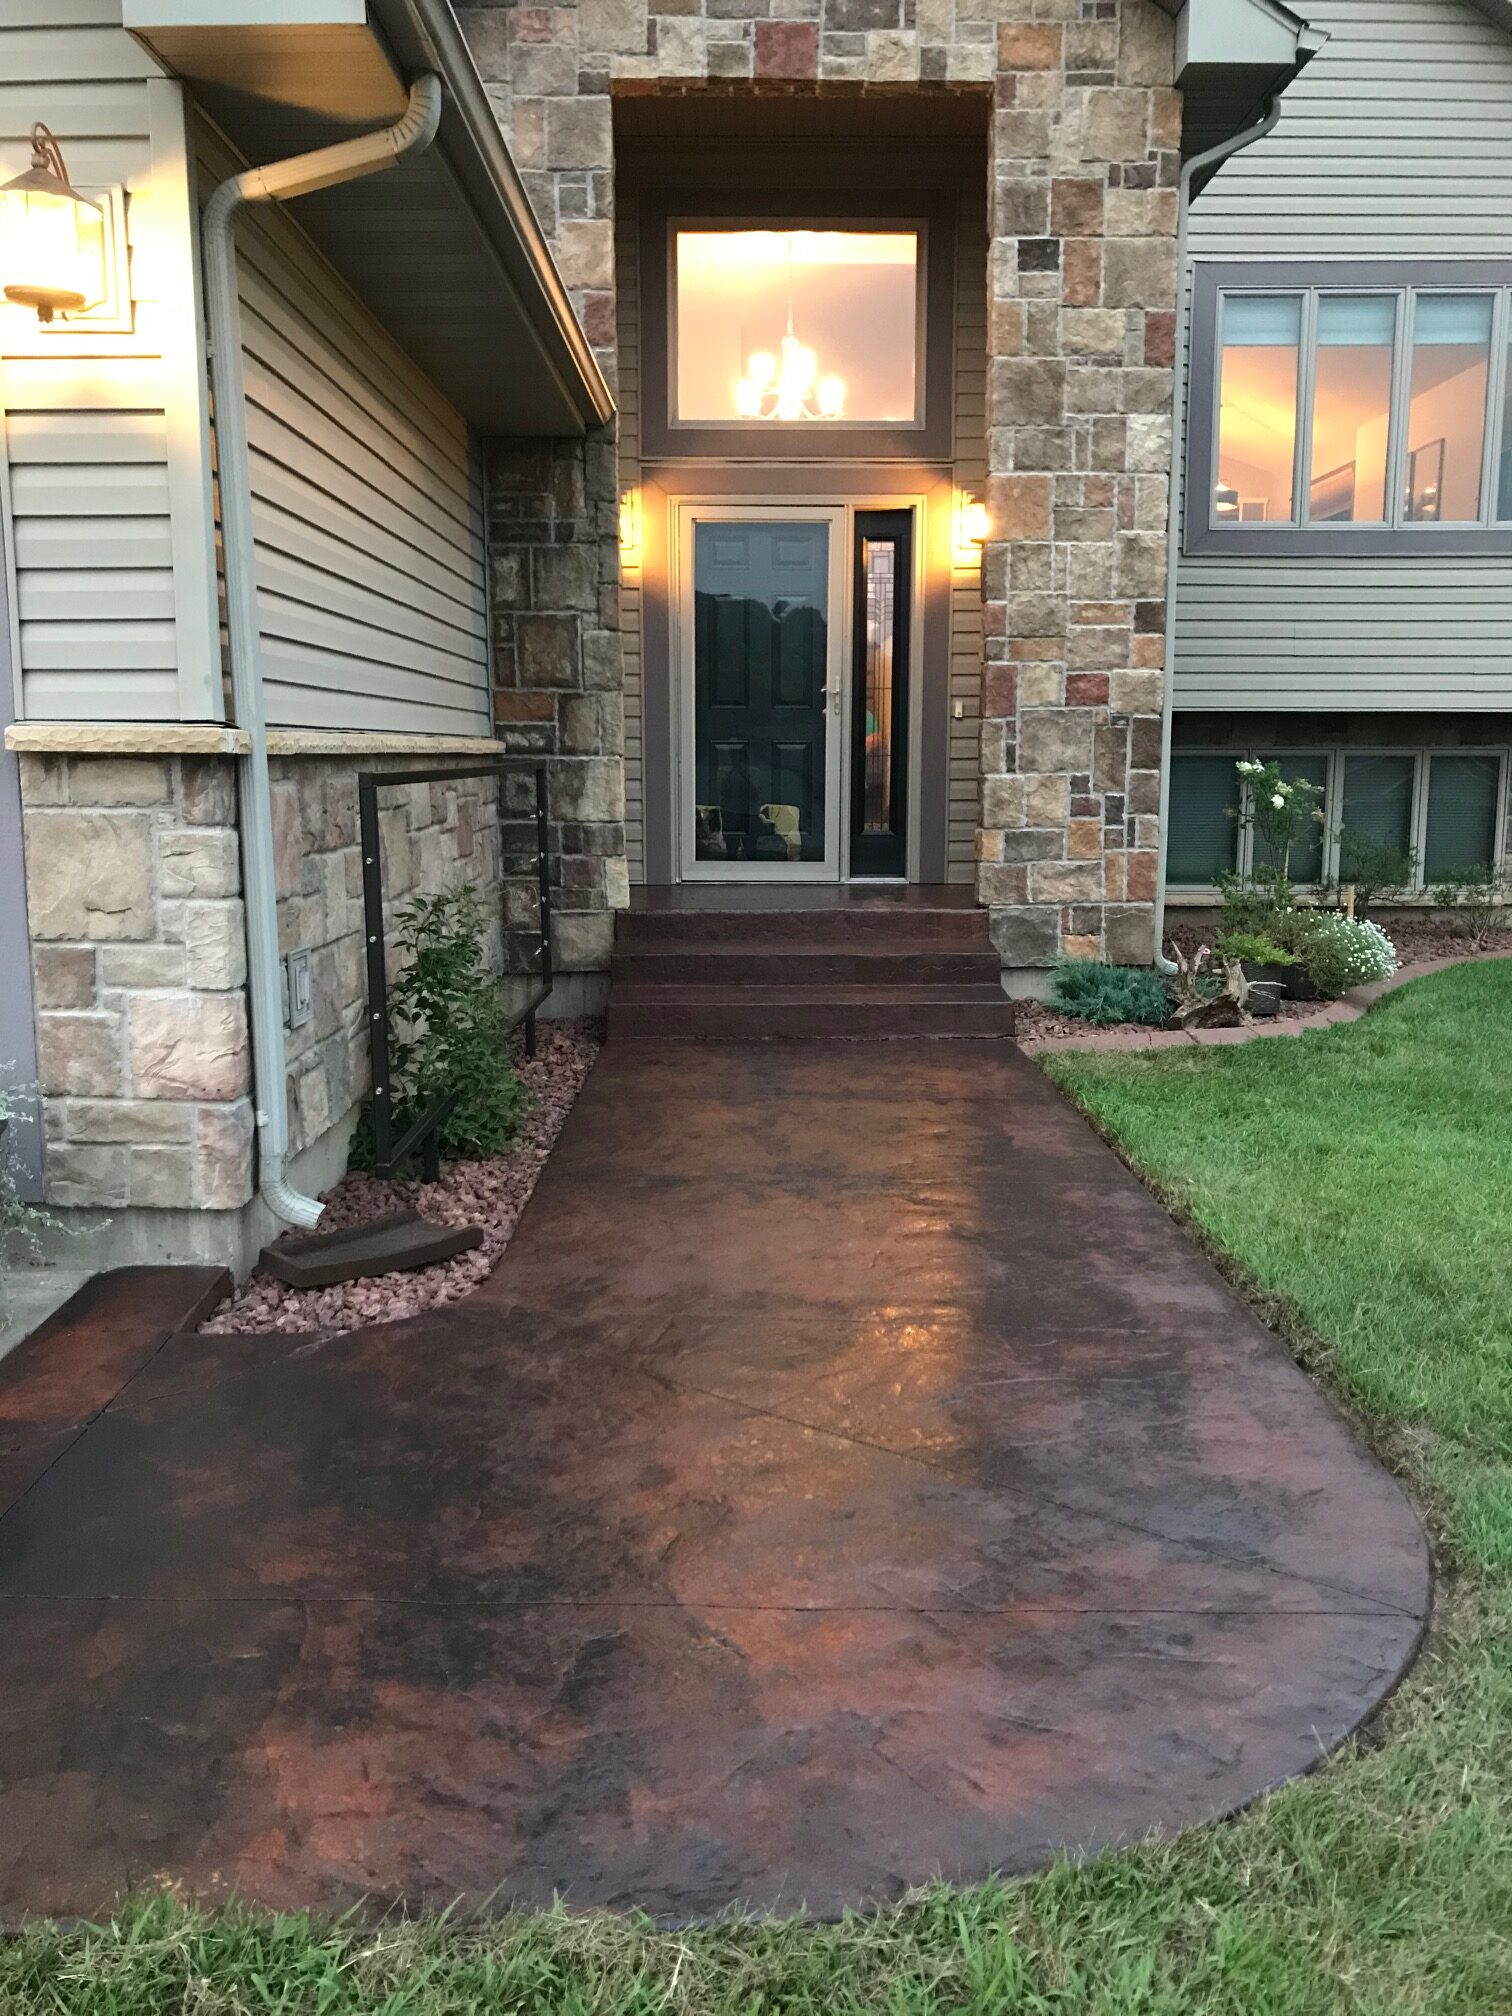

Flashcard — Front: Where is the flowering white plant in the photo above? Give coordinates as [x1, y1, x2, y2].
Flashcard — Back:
[1301, 915, 1397, 995]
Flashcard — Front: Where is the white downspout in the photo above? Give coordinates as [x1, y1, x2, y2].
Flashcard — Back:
[1152, 97, 1286, 974]
[203, 76, 443, 1228]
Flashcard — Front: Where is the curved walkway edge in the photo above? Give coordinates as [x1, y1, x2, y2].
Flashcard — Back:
[1020, 948, 1512, 1058]
[0, 1037, 1430, 1923]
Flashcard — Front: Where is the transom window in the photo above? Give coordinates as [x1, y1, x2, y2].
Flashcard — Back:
[1167, 747, 1508, 891]
[672, 227, 921, 428]
[1188, 264, 1512, 551]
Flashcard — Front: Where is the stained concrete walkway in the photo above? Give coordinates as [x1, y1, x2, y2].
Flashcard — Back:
[0, 1041, 1428, 1921]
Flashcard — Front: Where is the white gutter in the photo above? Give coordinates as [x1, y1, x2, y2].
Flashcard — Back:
[203, 75, 443, 1229]
[1152, 97, 1286, 975]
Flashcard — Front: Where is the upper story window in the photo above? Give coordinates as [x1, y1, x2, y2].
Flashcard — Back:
[672, 228, 921, 428]
[1188, 263, 1512, 554]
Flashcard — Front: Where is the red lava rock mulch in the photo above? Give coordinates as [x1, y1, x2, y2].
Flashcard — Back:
[200, 1020, 601, 1336]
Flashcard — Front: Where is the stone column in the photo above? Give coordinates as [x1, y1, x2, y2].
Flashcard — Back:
[979, 0, 1178, 968]
[462, 8, 628, 982]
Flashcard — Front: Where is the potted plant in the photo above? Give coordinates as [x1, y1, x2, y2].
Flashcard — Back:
[1212, 928, 1295, 1016]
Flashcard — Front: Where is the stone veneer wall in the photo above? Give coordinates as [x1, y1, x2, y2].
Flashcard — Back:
[20, 753, 506, 1241]
[486, 439, 628, 979]
[21, 752, 254, 1214]
[270, 759, 505, 1161]
[460, 0, 1179, 967]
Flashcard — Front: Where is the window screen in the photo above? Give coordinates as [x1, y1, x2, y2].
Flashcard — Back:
[1309, 297, 1396, 524]
[1167, 754, 1239, 885]
[1341, 754, 1416, 864]
[1254, 753, 1328, 883]
[1404, 294, 1493, 522]
[1424, 753, 1502, 877]
[1216, 295, 1302, 526]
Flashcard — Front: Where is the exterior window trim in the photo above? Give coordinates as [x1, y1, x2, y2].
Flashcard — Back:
[1186, 260, 1512, 557]
[667, 216, 930, 434]
[1167, 744, 1511, 895]
[638, 188, 958, 464]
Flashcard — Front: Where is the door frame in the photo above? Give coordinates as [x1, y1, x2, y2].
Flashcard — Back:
[668, 492, 929, 883]
[673, 501, 850, 883]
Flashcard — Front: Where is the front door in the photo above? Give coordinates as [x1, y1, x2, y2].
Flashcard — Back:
[677, 505, 847, 881]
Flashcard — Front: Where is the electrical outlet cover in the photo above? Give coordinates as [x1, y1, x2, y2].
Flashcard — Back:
[286, 949, 314, 1028]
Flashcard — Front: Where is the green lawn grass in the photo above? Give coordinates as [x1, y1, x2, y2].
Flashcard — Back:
[4, 964, 1511, 2013]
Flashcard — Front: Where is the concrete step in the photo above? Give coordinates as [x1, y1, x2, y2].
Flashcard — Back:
[609, 982, 1016, 1041]
[616, 904, 994, 950]
[611, 945, 1004, 988]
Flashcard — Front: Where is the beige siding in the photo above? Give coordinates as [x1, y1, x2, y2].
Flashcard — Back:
[0, 11, 217, 723]
[617, 198, 646, 878]
[195, 122, 490, 737]
[1178, 0, 1512, 713]
[948, 191, 987, 882]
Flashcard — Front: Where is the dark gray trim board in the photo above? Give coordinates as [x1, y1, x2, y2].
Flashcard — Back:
[638, 189, 958, 465]
[1186, 259, 1512, 558]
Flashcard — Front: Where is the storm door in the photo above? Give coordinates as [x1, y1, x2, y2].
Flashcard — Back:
[677, 506, 847, 880]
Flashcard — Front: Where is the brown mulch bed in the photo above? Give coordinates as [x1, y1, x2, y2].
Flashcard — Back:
[1014, 994, 1313, 1046]
[200, 1020, 601, 1336]
[1384, 917, 1512, 963]
[1019, 918, 1512, 1048]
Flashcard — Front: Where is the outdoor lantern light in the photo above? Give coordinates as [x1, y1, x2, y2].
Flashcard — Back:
[954, 492, 990, 567]
[0, 124, 105, 322]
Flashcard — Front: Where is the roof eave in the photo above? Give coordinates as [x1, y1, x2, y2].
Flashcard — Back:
[371, 0, 614, 430]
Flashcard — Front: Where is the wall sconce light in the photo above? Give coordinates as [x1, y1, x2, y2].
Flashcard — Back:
[955, 491, 990, 564]
[0, 124, 105, 323]
[618, 486, 642, 562]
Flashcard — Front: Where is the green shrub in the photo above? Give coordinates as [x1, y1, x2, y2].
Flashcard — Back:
[1430, 863, 1509, 949]
[1050, 958, 1172, 1028]
[1213, 929, 1295, 968]
[351, 885, 528, 1170]
[1333, 824, 1418, 917]
[1295, 915, 1397, 998]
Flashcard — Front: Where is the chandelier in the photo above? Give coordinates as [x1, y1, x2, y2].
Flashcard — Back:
[734, 235, 846, 422]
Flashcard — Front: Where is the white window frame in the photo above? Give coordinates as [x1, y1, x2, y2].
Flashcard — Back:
[1187, 261, 1512, 556]
[1167, 745, 1511, 897]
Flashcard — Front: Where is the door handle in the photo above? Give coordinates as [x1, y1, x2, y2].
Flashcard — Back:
[825, 681, 843, 719]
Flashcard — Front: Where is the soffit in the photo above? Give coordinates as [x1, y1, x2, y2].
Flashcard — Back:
[122, 0, 612, 435]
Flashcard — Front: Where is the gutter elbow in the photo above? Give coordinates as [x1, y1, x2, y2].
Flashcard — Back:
[262, 1160, 325, 1233]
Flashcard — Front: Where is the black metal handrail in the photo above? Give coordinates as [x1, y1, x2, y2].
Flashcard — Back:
[357, 760, 553, 1180]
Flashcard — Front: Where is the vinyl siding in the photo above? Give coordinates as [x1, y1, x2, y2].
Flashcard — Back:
[1177, 0, 1512, 713]
[195, 121, 490, 738]
[948, 191, 987, 883]
[0, 10, 218, 722]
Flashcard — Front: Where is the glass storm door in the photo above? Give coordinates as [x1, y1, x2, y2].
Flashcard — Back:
[679, 508, 846, 880]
